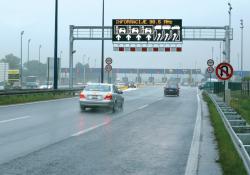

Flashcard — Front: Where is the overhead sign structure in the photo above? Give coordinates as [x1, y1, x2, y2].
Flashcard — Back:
[207, 66, 214, 74]
[112, 19, 182, 42]
[207, 59, 214, 67]
[215, 63, 234, 80]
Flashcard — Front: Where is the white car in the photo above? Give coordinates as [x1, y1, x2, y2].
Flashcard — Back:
[79, 83, 124, 112]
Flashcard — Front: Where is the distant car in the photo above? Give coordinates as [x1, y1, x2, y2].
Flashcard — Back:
[128, 81, 136, 88]
[79, 83, 124, 112]
[164, 84, 179, 96]
[39, 82, 53, 89]
[25, 82, 38, 89]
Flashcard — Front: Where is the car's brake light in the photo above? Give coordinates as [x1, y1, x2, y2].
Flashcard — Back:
[104, 93, 112, 100]
[80, 92, 86, 99]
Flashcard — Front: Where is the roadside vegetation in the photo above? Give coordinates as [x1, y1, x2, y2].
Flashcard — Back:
[230, 90, 250, 124]
[0, 92, 76, 105]
[203, 92, 247, 175]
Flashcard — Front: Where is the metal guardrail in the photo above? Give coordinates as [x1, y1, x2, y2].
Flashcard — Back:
[208, 93, 250, 174]
[0, 88, 83, 96]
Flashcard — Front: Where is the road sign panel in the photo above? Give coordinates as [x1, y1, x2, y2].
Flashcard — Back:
[207, 59, 214, 66]
[215, 63, 234, 80]
[112, 19, 182, 42]
[207, 66, 214, 74]
[105, 57, 112, 64]
[105, 64, 112, 72]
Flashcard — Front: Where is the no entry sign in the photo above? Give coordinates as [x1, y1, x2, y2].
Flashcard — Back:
[215, 63, 234, 80]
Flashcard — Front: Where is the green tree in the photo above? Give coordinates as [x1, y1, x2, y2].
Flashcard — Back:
[0, 54, 20, 69]
[23, 60, 47, 81]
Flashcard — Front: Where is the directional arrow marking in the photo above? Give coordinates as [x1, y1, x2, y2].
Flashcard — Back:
[116, 34, 121, 41]
[157, 33, 161, 41]
[136, 34, 142, 41]
[172, 33, 177, 41]
[164, 33, 169, 41]
[146, 34, 151, 41]
[126, 35, 131, 41]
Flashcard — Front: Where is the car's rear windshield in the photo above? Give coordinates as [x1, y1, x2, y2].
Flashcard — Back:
[85, 85, 111, 92]
[166, 84, 178, 88]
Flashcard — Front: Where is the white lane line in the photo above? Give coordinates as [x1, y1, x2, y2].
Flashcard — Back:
[137, 104, 149, 110]
[185, 89, 202, 175]
[71, 122, 107, 137]
[0, 116, 31, 124]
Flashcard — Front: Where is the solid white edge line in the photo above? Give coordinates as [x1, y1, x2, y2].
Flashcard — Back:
[0, 116, 31, 124]
[184, 88, 202, 175]
[71, 122, 107, 137]
[137, 104, 149, 110]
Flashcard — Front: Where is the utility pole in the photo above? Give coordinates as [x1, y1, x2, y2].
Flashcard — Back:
[54, 0, 58, 89]
[240, 19, 244, 78]
[27, 39, 31, 70]
[39, 44, 42, 63]
[20, 31, 24, 87]
[101, 0, 105, 83]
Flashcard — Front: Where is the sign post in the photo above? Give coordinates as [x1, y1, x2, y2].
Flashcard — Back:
[207, 59, 214, 92]
[105, 57, 112, 83]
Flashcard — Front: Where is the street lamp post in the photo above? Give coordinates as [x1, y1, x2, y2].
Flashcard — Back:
[101, 0, 105, 83]
[240, 19, 244, 78]
[228, 2, 232, 63]
[54, 0, 58, 89]
[27, 39, 31, 69]
[39, 44, 42, 63]
[20, 31, 24, 87]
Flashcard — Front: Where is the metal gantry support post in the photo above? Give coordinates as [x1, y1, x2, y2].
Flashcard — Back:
[69, 25, 74, 89]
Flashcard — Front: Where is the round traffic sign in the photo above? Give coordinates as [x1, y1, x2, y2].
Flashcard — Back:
[215, 63, 234, 80]
[207, 66, 214, 74]
[207, 59, 214, 66]
[105, 57, 112, 65]
[105, 64, 112, 72]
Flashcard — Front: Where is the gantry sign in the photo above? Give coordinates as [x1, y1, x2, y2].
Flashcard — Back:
[112, 19, 182, 42]
[68, 22, 233, 88]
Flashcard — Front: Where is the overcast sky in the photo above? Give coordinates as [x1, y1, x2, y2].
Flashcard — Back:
[0, 0, 249, 71]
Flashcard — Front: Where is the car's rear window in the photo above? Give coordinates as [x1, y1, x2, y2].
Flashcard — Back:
[85, 85, 111, 92]
[166, 84, 178, 88]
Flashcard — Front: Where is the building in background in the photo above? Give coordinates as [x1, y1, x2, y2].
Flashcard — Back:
[47, 57, 61, 85]
[0, 63, 9, 82]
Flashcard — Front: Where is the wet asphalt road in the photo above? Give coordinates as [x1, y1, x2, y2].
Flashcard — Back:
[0, 86, 198, 175]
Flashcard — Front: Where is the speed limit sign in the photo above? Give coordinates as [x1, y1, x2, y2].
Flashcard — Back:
[207, 59, 214, 67]
[105, 57, 112, 65]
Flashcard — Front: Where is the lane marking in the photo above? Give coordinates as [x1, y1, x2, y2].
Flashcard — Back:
[71, 122, 107, 137]
[137, 104, 149, 110]
[185, 88, 202, 175]
[0, 116, 31, 124]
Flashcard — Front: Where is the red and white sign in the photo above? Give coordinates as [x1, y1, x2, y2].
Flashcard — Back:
[215, 63, 234, 80]
[207, 66, 214, 74]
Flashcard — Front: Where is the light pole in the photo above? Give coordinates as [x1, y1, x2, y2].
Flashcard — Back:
[39, 44, 42, 63]
[228, 2, 232, 63]
[54, 0, 59, 89]
[60, 51, 63, 59]
[20, 31, 24, 87]
[101, 0, 105, 83]
[240, 19, 244, 78]
[27, 39, 31, 69]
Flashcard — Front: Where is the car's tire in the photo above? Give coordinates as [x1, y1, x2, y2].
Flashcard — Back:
[80, 106, 86, 111]
[120, 102, 124, 111]
[112, 103, 116, 113]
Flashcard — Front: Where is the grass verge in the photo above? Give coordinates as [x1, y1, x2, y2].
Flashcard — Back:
[230, 91, 250, 124]
[202, 92, 247, 175]
[0, 92, 76, 105]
